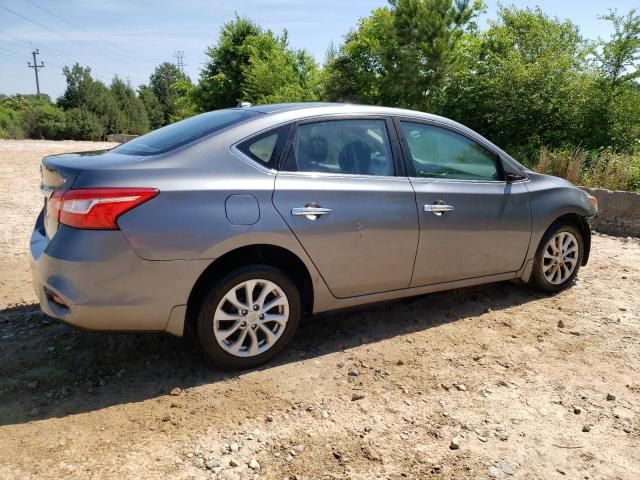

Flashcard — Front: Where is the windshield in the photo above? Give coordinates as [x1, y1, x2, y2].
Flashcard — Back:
[113, 109, 260, 156]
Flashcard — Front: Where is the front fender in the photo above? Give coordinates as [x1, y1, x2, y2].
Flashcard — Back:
[524, 173, 596, 273]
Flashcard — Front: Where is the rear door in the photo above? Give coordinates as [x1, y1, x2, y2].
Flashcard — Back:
[272, 117, 419, 298]
[395, 119, 531, 286]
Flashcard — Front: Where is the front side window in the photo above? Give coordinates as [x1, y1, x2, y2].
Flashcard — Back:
[285, 119, 395, 176]
[114, 109, 259, 156]
[400, 122, 502, 181]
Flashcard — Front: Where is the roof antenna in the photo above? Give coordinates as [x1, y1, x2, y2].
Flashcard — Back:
[237, 101, 252, 108]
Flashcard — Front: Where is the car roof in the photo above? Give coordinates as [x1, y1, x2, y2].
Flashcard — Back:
[239, 102, 343, 113]
[235, 102, 454, 124]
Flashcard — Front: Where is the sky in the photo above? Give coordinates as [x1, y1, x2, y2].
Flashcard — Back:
[1, 0, 638, 100]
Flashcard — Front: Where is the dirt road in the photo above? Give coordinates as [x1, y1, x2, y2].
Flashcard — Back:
[0, 140, 638, 479]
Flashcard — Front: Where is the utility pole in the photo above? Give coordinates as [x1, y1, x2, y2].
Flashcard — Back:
[174, 51, 186, 74]
[28, 49, 44, 95]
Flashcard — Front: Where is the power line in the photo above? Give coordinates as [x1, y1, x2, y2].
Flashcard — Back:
[0, 4, 155, 75]
[0, 10, 153, 90]
[27, 49, 44, 95]
[0, 51, 63, 69]
[0, 53, 24, 63]
[2, 38, 135, 84]
[2, 31, 34, 47]
[21, 0, 165, 64]
[0, 46, 26, 59]
[1, 42, 135, 89]
[0, 44, 63, 70]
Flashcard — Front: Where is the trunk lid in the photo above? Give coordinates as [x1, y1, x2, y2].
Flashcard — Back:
[40, 149, 144, 238]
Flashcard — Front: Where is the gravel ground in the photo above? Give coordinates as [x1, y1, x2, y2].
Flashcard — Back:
[0, 140, 638, 480]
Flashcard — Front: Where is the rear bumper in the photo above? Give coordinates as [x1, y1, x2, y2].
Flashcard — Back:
[30, 216, 210, 335]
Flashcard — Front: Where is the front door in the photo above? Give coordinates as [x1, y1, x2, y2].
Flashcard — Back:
[273, 117, 419, 298]
[396, 120, 531, 286]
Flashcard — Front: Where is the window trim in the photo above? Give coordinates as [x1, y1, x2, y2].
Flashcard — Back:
[278, 115, 405, 178]
[234, 122, 294, 171]
[392, 116, 507, 183]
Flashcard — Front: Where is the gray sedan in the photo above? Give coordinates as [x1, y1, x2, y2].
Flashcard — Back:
[31, 103, 598, 369]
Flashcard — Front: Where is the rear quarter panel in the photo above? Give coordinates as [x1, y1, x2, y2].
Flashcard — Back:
[109, 135, 303, 262]
[71, 118, 336, 313]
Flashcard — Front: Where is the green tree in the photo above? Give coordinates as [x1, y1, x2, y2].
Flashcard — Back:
[593, 9, 640, 150]
[170, 78, 199, 122]
[323, 8, 398, 104]
[64, 108, 105, 140]
[597, 9, 640, 86]
[57, 63, 150, 138]
[57, 64, 95, 111]
[324, 1, 483, 109]
[147, 62, 189, 126]
[389, 0, 484, 109]
[437, 7, 593, 157]
[192, 15, 320, 111]
[110, 77, 149, 134]
[241, 31, 319, 104]
[197, 16, 263, 110]
[58, 64, 119, 136]
[138, 85, 164, 129]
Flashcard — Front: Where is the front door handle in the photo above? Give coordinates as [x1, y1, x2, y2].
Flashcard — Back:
[424, 203, 455, 216]
[291, 206, 332, 221]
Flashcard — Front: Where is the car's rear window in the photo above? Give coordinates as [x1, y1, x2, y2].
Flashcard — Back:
[113, 109, 260, 156]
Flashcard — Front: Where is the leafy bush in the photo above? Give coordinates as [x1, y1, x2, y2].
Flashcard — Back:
[63, 108, 105, 141]
[0, 94, 65, 139]
[20, 97, 66, 139]
[0, 105, 25, 139]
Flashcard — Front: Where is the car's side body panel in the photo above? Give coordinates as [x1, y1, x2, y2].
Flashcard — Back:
[409, 178, 532, 285]
[29, 103, 598, 338]
[518, 172, 596, 281]
[273, 172, 419, 298]
[388, 115, 532, 285]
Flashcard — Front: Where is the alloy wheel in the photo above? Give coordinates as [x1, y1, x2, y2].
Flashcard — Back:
[542, 231, 579, 285]
[213, 279, 289, 357]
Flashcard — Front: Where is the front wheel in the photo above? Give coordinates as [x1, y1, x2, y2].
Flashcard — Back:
[196, 265, 301, 369]
[531, 223, 584, 292]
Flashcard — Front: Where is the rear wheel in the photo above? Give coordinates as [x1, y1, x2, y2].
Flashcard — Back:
[531, 222, 584, 292]
[196, 265, 301, 369]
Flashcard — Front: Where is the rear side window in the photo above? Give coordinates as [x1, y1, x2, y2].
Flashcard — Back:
[114, 109, 259, 156]
[284, 119, 395, 176]
[400, 122, 502, 181]
[237, 124, 291, 168]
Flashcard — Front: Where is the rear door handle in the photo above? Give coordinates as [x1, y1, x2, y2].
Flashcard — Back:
[424, 204, 455, 216]
[291, 206, 332, 221]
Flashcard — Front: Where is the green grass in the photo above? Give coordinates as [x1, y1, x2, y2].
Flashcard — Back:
[533, 147, 640, 192]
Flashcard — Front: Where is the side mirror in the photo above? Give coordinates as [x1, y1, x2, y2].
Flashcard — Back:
[506, 172, 527, 182]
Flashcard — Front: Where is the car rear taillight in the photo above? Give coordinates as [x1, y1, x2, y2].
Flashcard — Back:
[50, 188, 159, 230]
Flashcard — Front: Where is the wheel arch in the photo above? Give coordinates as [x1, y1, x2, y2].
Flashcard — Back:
[520, 210, 592, 283]
[544, 213, 592, 266]
[184, 244, 314, 338]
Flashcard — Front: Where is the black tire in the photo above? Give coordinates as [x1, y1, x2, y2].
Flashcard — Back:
[196, 265, 301, 370]
[531, 222, 584, 293]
